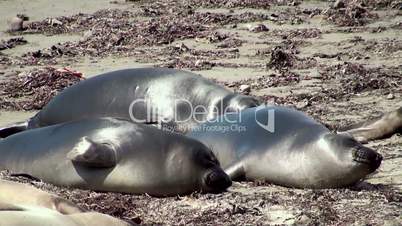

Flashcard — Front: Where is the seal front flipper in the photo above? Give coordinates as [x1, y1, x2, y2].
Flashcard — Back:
[0, 121, 28, 138]
[224, 161, 246, 181]
[67, 137, 117, 168]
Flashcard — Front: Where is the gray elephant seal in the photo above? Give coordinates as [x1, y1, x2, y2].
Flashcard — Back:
[0, 180, 82, 214]
[187, 105, 383, 188]
[0, 68, 259, 137]
[0, 118, 231, 196]
[340, 106, 402, 143]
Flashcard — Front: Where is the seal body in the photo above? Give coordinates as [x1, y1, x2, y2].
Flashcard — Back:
[0, 180, 133, 226]
[28, 68, 259, 133]
[0, 180, 82, 214]
[187, 106, 383, 188]
[0, 118, 231, 196]
[0, 204, 133, 226]
[0, 204, 83, 226]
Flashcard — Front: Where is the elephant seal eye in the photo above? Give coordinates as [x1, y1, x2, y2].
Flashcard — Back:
[197, 149, 219, 167]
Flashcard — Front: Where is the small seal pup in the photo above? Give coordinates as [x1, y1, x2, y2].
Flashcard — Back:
[187, 105, 383, 188]
[340, 106, 402, 143]
[0, 118, 231, 196]
[0, 68, 259, 137]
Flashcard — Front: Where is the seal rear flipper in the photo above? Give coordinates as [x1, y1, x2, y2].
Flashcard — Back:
[339, 107, 402, 142]
[0, 121, 28, 138]
[224, 161, 246, 181]
[53, 197, 84, 215]
[67, 137, 117, 168]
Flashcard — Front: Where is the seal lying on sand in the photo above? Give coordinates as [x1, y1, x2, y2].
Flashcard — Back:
[340, 106, 402, 143]
[0, 68, 259, 137]
[0, 179, 82, 214]
[0, 118, 231, 196]
[0, 180, 133, 226]
[0, 203, 133, 226]
[187, 106, 383, 188]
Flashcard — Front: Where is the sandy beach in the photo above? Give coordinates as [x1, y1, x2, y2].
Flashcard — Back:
[0, 0, 401, 224]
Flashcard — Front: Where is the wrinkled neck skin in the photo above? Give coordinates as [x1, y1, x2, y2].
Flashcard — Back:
[188, 88, 233, 129]
[209, 94, 259, 120]
[145, 77, 233, 133]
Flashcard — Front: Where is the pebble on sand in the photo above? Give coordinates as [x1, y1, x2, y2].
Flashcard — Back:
[239, 84, 251, 94]
[248, 24, 269, 33]
[387, 93, 394, 100]
[9, 16, 24, 32]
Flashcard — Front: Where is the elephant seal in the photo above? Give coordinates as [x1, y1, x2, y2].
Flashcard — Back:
[340, 106, 402, 143]
[187, 105, 383, 188]
[0, 203, 133, 226]
[0, 118, 231, 196]
[0, 180, 82, 214]
[0, 68, 259, 137]
[0, 180, 133, 226]
[68, 212, 134, 226]
[0, 204, 84, 226]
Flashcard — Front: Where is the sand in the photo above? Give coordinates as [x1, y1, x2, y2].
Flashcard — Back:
[0, 0, 401, 224]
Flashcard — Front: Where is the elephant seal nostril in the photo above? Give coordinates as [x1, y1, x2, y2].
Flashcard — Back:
[353, 147, 382, 171]
[205, 171, 232, 192]
[371, 153, 383, 171]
